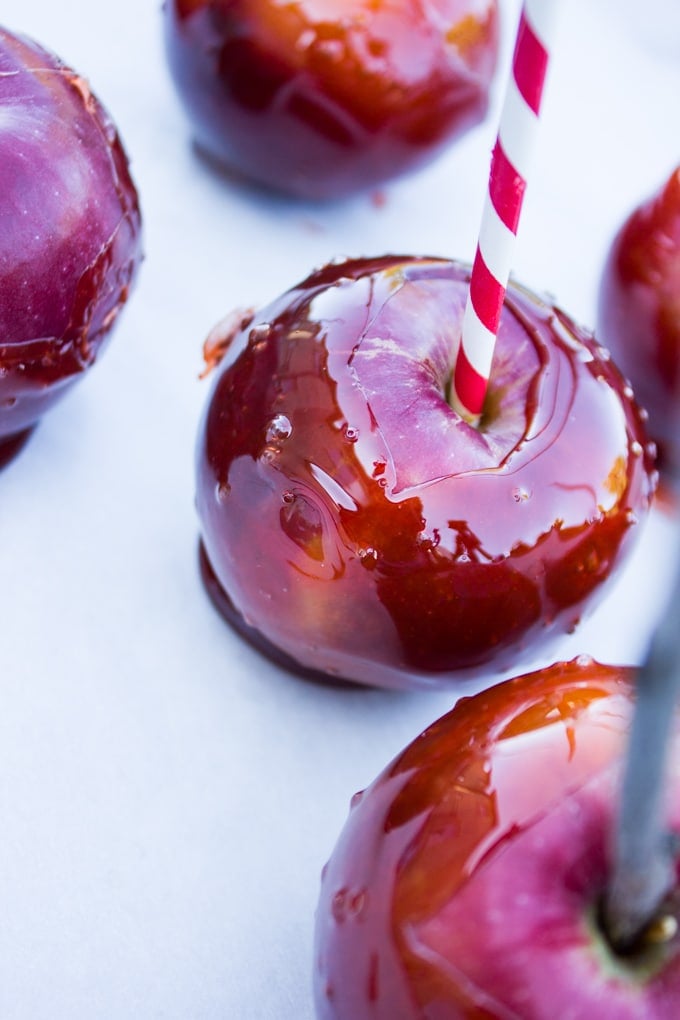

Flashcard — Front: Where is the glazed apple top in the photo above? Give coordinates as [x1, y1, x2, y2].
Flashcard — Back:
[0, 27, 141, 387]
[196, 257, 655, 688]
[599, 168, 680, 477]
[314, 659, 680, 1017]
[164, 0, 498, 198]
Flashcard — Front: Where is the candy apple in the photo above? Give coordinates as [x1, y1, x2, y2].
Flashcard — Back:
[195, 256, 655, 690]
[0, 26, 142, 468]
[598, 168, 680, 479]
[314, 657, 680, 1018]
[163, 0, 499, 200]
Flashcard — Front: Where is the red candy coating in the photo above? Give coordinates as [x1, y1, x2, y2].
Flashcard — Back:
[0, 27, 142, 464]
[195, 257, 655, 690]
[598, 168, 680, 478]
[314, 659, 680, 1018]
[163, 0, 499, 199]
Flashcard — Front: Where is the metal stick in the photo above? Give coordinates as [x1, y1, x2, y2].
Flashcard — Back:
[604, 550, 680, 951]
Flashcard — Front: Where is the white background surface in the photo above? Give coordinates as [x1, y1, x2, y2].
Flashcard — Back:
[1, 1, 680, 1016]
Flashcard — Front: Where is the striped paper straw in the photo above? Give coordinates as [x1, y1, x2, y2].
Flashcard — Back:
[451, 0, 560, 423]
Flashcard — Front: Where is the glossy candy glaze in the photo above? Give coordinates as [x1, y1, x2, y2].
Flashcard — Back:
[598, 168, 680, 479]
[0, 27, 142, 465]
[314, 659, 680, 1018]
[163, 0, 499, 199]
[196, 256, 655, 690]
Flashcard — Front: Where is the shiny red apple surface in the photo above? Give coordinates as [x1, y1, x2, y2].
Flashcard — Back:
[314, 658, 680, 1018]
[598, 168, 680, 478]
[196, 256, 655, 690]
[163, 0, 499, 199]
[0, 26, 142, 468]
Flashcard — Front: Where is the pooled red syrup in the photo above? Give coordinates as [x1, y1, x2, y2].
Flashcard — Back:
[0, 429, 32, 470]
[196, 257, 655, 691]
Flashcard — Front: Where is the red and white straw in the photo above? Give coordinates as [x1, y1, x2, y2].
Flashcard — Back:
[451, 0, 560, 423]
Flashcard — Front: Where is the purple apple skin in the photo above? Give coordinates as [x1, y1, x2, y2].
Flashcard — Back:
[163, 0, 499, 200]
[195, 256, 655, 690]
[314, 658, 680, 1018]
[0, 27, 142, 467]
[598, 168, 680, 478]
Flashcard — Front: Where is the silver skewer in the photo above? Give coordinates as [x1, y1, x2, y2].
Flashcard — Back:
[604, 547, 680, 950]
